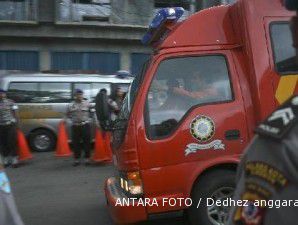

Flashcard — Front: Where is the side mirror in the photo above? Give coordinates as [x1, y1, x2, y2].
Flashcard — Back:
[95, 89, 111, 131]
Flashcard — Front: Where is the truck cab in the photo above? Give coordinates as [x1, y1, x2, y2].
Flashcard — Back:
[103, 0, 298, 225]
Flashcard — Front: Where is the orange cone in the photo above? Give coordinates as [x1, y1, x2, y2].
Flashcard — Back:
[103, 132, 113, 159]
[55, 121, 72, 157]
[17, 129, 33, 161]
[92, 128, 111, 162]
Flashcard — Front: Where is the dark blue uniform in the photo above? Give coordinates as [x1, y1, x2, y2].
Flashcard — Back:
[227, 96, 298, 225]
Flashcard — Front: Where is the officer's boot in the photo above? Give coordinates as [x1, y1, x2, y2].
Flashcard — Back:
[72, 159, 80, 167]
[84, 158, 91, 166]
[11, 157, 19, 168]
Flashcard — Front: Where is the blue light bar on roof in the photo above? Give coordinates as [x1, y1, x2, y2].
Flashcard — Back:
[116, 70, 132, 78]
[142, 7, 184, 45]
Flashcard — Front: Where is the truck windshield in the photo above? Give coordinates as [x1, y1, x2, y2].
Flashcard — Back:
[113, 61, 150, 149]
[119, 60, 150, 120]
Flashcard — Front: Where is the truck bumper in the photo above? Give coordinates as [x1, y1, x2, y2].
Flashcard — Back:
[104, 177, 147, 224]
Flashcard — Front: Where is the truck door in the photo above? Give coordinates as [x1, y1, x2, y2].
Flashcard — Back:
[136, 50, 249, 213]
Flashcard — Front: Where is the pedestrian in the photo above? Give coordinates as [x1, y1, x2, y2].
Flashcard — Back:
[0, 156, 24, 225]
[66, 89, 94, 166]
[0, 89, 19, 168]
[109, 86, 125, 121]
[227, 95, 298, 225]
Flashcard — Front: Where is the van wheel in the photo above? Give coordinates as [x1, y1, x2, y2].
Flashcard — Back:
[29, 129, 56, 152]
[188, 169, 236, 225]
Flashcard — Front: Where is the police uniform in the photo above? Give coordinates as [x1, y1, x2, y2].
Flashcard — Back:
[0, 157, 24, 225]
[66, 92, 94, 165]
[0, 90, 19, 167]
[227, 95, 298, 225]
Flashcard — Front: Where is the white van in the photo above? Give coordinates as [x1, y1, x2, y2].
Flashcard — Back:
[0, 72, 132, 152]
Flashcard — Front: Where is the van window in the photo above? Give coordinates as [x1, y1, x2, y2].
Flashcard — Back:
[39, 83, 71, 103]
[8, 82, 38, 103]
[146, 55, 232, 139]
[91, 83, 111, 102]
[74, 83, 92, 101]
[270, 22, 298, 74]
[116, 83, 130, 93]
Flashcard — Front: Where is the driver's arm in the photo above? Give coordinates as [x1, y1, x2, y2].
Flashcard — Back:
[172, 87, 218, 99]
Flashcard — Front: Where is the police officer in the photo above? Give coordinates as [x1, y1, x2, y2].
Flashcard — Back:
[227, 95, 298, 225]
[66, 89, 94, 166]
[0, 156, 24, 225]
[0, 89, 19, 168]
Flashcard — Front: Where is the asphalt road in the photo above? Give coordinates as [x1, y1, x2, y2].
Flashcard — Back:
[6, 153, 187, 225]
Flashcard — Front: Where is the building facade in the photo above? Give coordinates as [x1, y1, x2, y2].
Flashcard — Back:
[0, 0, 234, 75]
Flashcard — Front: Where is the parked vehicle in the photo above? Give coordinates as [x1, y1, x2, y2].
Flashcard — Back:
[100, 0, 298, 225]
[0, 73, 132, 152]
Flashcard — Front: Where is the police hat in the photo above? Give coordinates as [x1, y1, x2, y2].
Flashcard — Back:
[0, 89, 6, 94]
[75, 89, 83, 94]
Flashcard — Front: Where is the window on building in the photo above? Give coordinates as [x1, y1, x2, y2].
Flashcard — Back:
[131, 53, 151, 76]
[0, 51, 39, 71]
[270, 22, 298, 75]
[145, 55, 232, 139]
[57, 0, 111, 22]
[7, 82, 39, 103]
[51, 52, 120, 74]
[0, 0, 37, 21]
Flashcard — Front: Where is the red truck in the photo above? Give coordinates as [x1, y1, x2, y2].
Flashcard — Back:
[99, 0, 298, 225]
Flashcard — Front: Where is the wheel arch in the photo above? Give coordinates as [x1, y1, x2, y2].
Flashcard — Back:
[29, 126, 57, 139]
[187, 157, 240, 197]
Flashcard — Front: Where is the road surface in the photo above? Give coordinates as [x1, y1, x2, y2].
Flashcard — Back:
[6, 153, 187, 225]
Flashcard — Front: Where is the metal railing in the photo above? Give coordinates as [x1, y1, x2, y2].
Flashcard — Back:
[56, 0, 111, 23]
[0, 0, 37, 22]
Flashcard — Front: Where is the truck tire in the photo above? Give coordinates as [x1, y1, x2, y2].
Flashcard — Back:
[188, 169, 236, 225]
[29, 129, 56, 152]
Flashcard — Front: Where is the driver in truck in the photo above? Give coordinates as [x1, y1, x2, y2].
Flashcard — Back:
[172, 72, 219, 100]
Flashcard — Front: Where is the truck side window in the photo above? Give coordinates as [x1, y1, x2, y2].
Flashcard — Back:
[271, 22, 298, 74]
[146, 55, 232, 139]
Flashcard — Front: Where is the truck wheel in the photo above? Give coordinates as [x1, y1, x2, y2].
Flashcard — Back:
[188, 169, 236, 225]
[29, 129, 56, 152]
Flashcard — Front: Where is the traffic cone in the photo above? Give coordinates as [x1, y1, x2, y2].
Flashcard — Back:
[55, 121, 72, 157]
[92, 128, 111, 163]
[17, 129, 33, 161]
